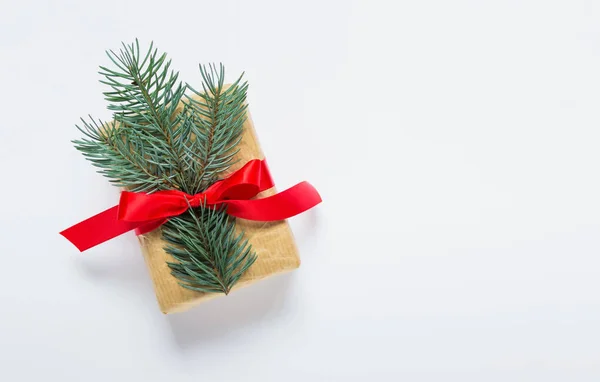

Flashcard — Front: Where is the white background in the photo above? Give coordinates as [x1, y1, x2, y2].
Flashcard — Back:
[1, 0, 600, 380]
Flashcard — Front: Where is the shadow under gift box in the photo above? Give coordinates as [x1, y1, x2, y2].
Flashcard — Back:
[135, 91, 301, 314]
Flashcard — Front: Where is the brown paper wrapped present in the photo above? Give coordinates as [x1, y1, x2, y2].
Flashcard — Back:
[137, 99, 301, 314]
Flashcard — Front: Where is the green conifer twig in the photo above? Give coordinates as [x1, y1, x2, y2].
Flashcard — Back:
[73, 40, 256, 294]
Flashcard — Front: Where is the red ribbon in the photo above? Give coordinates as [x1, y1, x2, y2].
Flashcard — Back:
[60, 159, 321, 252]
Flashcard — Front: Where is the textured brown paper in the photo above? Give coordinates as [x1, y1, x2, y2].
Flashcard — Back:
[136, 99, 300, 314]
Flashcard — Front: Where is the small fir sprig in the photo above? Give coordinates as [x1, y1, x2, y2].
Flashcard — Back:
[73, 40, 256, 294]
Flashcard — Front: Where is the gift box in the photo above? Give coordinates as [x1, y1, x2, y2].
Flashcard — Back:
[60, 41, 320, 314]
[139, 99, 301, 313]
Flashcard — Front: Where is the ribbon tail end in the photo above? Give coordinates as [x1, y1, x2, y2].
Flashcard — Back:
[59, 230, 87, 253]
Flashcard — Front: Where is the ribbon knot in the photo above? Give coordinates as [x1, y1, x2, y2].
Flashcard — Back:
[187, 193, 206, 208]
[60, 159, 322, 252]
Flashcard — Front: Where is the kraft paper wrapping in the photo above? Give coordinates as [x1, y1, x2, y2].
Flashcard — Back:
[136, 98, 301, 314]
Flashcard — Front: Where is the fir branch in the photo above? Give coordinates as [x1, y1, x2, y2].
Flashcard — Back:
[99, 39, 190, 191]
[185, 64, 249, 194]
[73, 40, 257, 296]
[163, 204, 256, 294]
[73, 117, 178, 192]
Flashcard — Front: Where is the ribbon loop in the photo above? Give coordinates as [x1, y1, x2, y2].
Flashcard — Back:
[60, 159, 321, 252]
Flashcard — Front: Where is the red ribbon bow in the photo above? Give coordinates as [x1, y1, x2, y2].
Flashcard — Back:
[61, 159, 321, 251]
